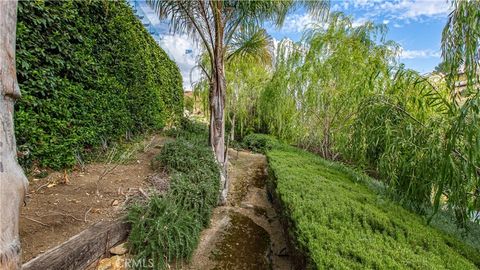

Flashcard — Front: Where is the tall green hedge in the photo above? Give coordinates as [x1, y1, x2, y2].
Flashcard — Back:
[15, 0, 183, 169]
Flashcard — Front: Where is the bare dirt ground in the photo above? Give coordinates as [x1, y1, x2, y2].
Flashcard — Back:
[187, 149, 292, 270]
[19, 134, 171, 262]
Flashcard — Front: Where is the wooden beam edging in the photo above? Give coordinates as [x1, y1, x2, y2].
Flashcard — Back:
[22, 218, 130, 270]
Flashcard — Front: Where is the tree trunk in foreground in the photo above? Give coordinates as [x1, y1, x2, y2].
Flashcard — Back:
[210, 3, 228, 205]
[210, 56, 228, 205]
[0, 1, 28, 269]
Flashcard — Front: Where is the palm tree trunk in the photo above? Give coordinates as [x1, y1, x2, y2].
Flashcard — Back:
[210, 50, 228, 205]
[0, 1, 28, 269]
[209, 65, 226, 163]
[210, 1, 228, 205]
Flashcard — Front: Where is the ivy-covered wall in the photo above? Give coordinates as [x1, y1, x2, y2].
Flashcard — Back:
[15, 0, 183, 170]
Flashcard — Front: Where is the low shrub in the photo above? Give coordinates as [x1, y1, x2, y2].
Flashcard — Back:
[154, 138, 214, 174]
[228, 139, 244, 151]
[168, 171, 219, 226]
[155, 135, 220, 226]
[127, 197, 202, 269]
[242, 133, 278, 154]
[164, 118, 209, 144]
[267, 145, 480, 269]
[128, 121, 219, 269]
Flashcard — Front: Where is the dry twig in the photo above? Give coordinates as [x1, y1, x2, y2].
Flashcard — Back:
[84, 207, 92, 222]
[22, 216, 48, 227]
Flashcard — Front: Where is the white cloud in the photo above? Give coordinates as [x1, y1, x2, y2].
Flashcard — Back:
[383, 19, 390, 25]
[379, 0, 450, 20]
[135, 1, 201, 90]
[158, 34, 201, 90]
[137, 1, 161, 25]
[352, 17, 369, 27]
[341, 0, 451, 23]
[351, 0, 377, 9]
[279, 13, 316, 33]
[398, 48, 441, 59]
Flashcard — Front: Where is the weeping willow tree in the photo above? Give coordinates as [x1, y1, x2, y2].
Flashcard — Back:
[259, 13, 399, 158]
[432, 0, 480, 225]
[226, 56, 272, 141]
[257, 38, 303, 143]
[149, 0, 327, 204]
[341, 0, 480, 225]
[255, 9, 480, 226]
[347, 67, 448, 212]
[185, 1, 479, 226]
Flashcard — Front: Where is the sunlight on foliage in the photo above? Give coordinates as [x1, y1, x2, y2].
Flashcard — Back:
[15, 0, 183, 170]
[222, 10, 480, 226]
[267, 145, 480, 269]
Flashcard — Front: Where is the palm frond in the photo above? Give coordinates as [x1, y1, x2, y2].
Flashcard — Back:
[227, 26, 274, 66]
[148, 0, 214, 58]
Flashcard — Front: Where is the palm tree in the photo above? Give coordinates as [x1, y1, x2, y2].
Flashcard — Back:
[149, 0, 327, 204]
[195, 25, 274, 146]
[0, 1, 29, 269]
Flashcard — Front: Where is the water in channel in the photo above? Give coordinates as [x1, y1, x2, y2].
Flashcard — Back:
[187, 150, 293, 270]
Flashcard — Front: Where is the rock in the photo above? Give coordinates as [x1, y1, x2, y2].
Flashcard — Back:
[240, 202, 254, 209]
[96, 255, 125, 270]
[111, 199, 119, 206]
[109, 243, 128, 255]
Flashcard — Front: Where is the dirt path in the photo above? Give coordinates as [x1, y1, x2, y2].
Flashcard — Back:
[187, 149, 292, 270]
[20, 135, 171, 262]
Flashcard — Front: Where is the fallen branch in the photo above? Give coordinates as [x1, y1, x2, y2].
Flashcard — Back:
[35, 211, 84, 222]
[35, 183, 51, 192]
[138, 188, 149, 199]
[84, 207, 92, 222]
[22, 216, 49, 227]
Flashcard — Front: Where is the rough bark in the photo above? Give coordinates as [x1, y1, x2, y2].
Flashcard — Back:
[210, 1, 228, 205]
[0, 1, 28, 269]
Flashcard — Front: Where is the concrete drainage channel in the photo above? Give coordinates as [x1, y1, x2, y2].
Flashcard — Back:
[188, 150, 293, 269]
[207, 210, 271, 269]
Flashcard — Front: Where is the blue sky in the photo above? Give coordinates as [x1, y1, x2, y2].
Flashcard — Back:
[131, 0, 451, 89]
[268, 0, 450, 73]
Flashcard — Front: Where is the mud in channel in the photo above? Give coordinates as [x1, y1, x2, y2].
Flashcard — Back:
[187, 149, 293, 270]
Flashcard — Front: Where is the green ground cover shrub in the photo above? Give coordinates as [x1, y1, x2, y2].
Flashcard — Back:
[128, 122, 219, 269]
[128, 197, 202, 268]
[163, 118, 209, 144]
[15, 0, 183, 170]
[267, 145, 480, 269]
[242, 133, 278, 154]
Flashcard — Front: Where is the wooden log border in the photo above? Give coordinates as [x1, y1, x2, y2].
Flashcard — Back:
[23, 218, 130, 270]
